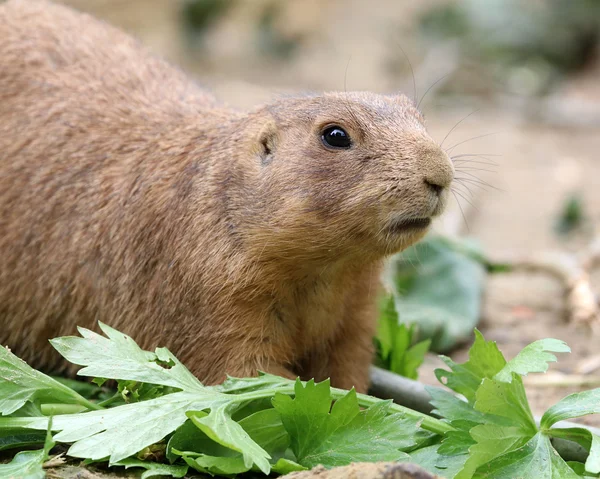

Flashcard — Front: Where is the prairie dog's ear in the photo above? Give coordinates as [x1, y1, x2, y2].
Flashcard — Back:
[256, 119, 278, 166]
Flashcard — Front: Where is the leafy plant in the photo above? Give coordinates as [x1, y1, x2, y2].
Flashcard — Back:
[0, 323, 441, 477]
[376, 294, 431, 380]
[385, 235, 486, 353]
[2, 323, 600, 478]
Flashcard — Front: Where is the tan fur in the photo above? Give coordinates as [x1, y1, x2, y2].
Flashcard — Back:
[0, 0, 453, 392]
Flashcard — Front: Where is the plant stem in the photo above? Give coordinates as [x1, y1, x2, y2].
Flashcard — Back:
[41, 403, 87, 415]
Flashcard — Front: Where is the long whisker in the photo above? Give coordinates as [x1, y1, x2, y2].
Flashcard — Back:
[452, 188, 479, 210]
[454, 166, 497, 174]
[456, 171, 501, 190]
[451, 153, 503, 158]
[452, 182, 475, 199]
[395, 42, 417, 106]
[417, 73, 449, 110]
[446, 132, 502, 153]
[440, 109, 480, 148]
[451, 190, 470, 232]
[453, 159, 498, 167]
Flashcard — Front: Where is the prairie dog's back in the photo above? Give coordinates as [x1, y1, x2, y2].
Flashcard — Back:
[0, 0, 217, 120]
[0, 0, 223, 368]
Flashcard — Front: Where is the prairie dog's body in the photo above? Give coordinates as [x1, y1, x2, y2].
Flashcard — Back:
[0, 0, 453, 392]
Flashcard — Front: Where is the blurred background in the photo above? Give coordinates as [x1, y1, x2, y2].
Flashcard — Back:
[58, 0, 600, 422]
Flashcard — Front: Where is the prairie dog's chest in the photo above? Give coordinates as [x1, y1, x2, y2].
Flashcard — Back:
[275, 275, 349, 352]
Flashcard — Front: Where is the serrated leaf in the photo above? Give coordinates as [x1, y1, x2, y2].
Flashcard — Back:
[472, 432, 579, 478]
[50, 323, 203, 392]
[427, 387, 487, 425]
[435, 330, 507, 403]
[542, 389, 600, 429]
[273, 379, 418, 469]
[495, 338, 570, 382]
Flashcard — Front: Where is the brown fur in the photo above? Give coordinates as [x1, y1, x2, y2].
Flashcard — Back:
[0, 0, 454, 392]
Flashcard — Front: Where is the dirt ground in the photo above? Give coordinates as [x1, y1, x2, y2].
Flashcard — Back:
[27, 0, 600, 471]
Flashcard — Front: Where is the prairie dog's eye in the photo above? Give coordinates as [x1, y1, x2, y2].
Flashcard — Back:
[321, 126, 352, 149]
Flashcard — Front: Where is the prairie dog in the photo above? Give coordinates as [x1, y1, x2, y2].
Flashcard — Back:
[0, 0, 453, 392]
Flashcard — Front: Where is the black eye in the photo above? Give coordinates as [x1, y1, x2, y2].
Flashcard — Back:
[321, 126, 352, 149]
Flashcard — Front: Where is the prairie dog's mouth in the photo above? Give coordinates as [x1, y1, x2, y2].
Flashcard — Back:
[388, 217, 432, 234]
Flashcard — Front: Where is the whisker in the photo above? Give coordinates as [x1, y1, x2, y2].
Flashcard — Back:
[452, 188, 479, 210]
[451, 190, 470, 232]
[456, 172, 501, 190]
[395, 41, 418, 106]
[417, 73, 450, 110]
[452, 182, 475, 198]
[454, 166, 497, 174]
[446, 132, 502, 153]
[440, 109, 480, 149]
[453, 159, 498, 167]
[451, 153, 503, 159]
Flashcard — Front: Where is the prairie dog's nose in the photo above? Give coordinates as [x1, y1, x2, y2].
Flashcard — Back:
[422, 148, 454, 195]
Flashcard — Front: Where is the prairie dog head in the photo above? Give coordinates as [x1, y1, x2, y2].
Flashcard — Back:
[238, 91, 454, 262]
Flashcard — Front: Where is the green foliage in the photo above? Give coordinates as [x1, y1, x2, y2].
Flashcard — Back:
[3, 323, 600, 478]
[555, 194, 587, 236]
[376, 294, 431, 380]
[419, 330, 600, 478]
[0, 418, 54, 479]
[0, 324, 428, 477]
[385, 235, 486, 352]
[181, 0, 233, 36]
[419, 0, 600, 95]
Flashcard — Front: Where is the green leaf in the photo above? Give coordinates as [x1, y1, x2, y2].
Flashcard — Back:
[547, 427, 600, 474]
[389, 235, 486, 352]
[409, 443, 468, 478]
[0, 417, 54, 479]
[50, 322, 204, 392]
[403, 339, 432, 380]
[273, 379, 418, 469]
[456, 424, 533, 479]
[427, 387, 487, 425]
[188, 405, 271, 474]
[472, 432, 579, 478]
[0, 428, 46, 452]
[116, 458, 188, 478]
[238, 408, 289, 458]
[270, 458, 307, 474]
[0, 346, 97, 415]
[542, 389, 600, 429]
[435, 330, 507, 403]
[495, 339, 570, 382]
[0, 449, 47, 479]
[474, 374, 537, 432]
[183, 453, 248, 475]
[167, 419, 237, 462]
[375, 295, 431, 380]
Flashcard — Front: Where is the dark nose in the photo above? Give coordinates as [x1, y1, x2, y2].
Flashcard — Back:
[425, 179, 444, 196]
